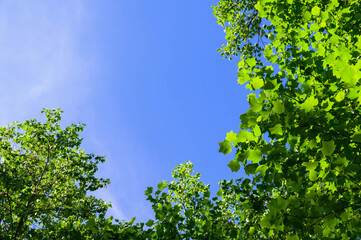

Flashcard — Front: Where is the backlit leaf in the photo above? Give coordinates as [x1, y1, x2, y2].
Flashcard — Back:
[311, 6, 320, 16]
[273, 100, 285, 114]
[300, 96, 318, 112]
[248, 148, 262, 163]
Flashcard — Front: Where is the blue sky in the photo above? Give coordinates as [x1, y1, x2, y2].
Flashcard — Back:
[1, 1, 249, 222]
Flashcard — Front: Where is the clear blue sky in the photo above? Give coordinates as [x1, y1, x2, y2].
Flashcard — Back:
[0, 0, 249, 222]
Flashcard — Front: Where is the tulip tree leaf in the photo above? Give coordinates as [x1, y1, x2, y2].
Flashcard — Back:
[219, 140, 232, 154]
[228, 160, 241, 172]
[321, 140, 336, 156]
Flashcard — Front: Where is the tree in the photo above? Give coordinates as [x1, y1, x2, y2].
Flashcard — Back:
[143, 162, 244, 239]
[3, 0, 361, 238]
[214, 0, 361, 238]
[0, 109, 115, 239]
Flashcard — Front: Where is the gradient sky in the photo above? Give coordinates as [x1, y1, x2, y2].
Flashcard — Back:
[1, 0, 250, 222]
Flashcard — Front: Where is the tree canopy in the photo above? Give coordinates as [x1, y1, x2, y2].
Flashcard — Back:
[214, 0, 361, 238]
[2, 0, 361, 239]
[0, 109, 115, 239]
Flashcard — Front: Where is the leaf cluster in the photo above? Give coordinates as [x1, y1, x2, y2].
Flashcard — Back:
[214, 0, 361, 238]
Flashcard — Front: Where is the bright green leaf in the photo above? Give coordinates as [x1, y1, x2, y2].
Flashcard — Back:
[300, 96, 318, 112]
[273, 100, 285, 114]
[253, 124, 261, 137]
[226, 130, 237, 143]
[157, 181, 167, 191]
[252, 77, 264, 89]
[309, 170, 318, 181]
[311, 6, 320, 16]
[246, 57, 257, 67]
[248, 148, 262, 163]
[335, 91, 345, 102]
[269, 124, 283, 135]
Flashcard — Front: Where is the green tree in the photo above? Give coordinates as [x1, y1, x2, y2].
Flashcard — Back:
[0, 109, 115, 239]
[214, 0, 361, 238]
[144, 161, 248, 239]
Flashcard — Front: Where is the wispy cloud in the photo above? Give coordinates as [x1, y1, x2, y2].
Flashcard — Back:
[94, 188, 127, 220]
[0, 0, 93, 124]
[89, 132, 156, 222]
[0, 1, 156, 223]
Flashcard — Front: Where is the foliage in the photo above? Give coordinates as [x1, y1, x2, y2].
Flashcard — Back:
[144, 161, 248, 239]
[214, 0, 361, 238]
[3, 0, 361, 239]
[0, 109, 114, 239]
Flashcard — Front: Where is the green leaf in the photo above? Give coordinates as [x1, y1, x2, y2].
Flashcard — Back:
[311, 6, 320, 16]
[145, 219, 154, 227]
[86, 218, 96, 228]
[145, 186, 153, 195]
[259, 213, 272, 228]
[227, 160, 240, 172]
[340, 211, 351, 221]
[300, 96, 318, 112]
[216, 189, 223, 197]
[253, 124, 262, 137]
[302, 161, 318, 171]
[219, 140, 232, 154]
[303, 11, 312, 20]
[273, 100, 285, 114]
[321, 140, 336, 156]
[269, 124, 283, 136]
[255, 164, 268, 176]
[248, 148, 262, 163]
[351, 130, 361, 142]
[157, 181, 167, 191]
[314, 32, 323, 42]
[335, 91, 345, 102]
[347, 88, 358, 99]
[237, 130, 251, 142]
[128, 217, 136, 225]
[248, 93, 262, 112]
[264, 45, 273, 59]
[244, 163, 258, 175]
[286, 235, 299, 240]
[185, 209, 193, 218]
[252, 77, 264, 89]
[238, 60, 245, 68]
[309, 139, 317, 149]
[309, 170, 318, 181]
[321, 11, 329, 20]
[226, 130, 237, 143]
[246, 57, 257, 67]
[238, 70, 251, 84]
[321, 99, 334, 111]
[324, 214, 338, 228]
